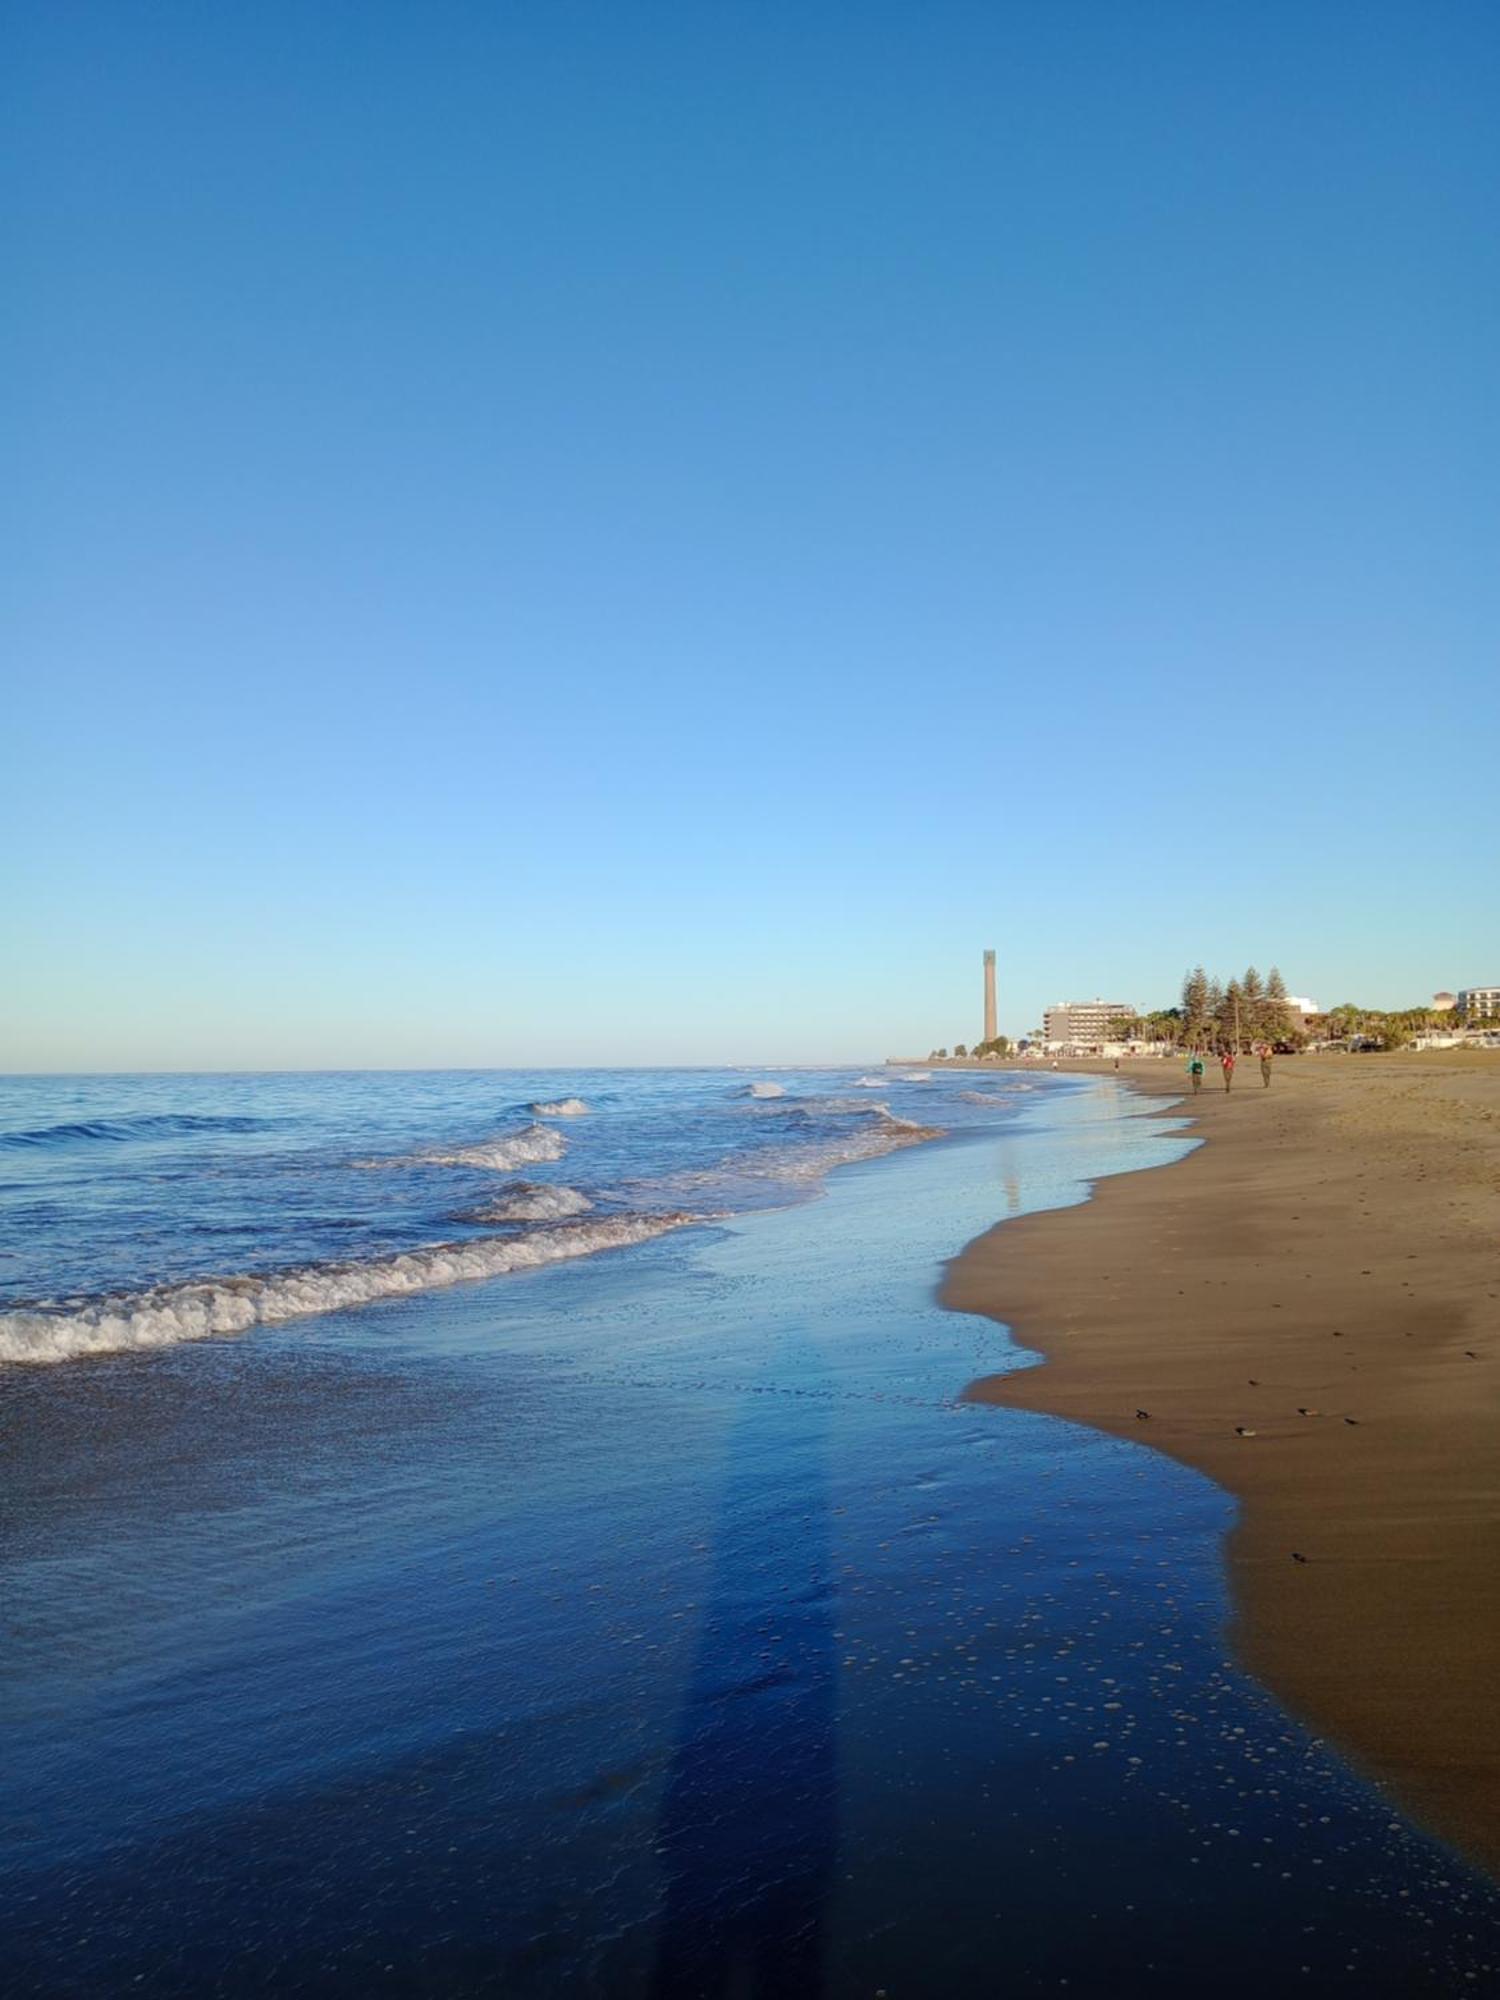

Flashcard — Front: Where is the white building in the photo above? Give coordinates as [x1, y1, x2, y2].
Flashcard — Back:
[1044, 1000, 1134, 1051]
[1459, 986, 1500, 1021]
[1284, 996, 1320, 1017]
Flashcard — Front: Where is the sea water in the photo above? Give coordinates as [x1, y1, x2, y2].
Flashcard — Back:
[2, 1068, 1497, 1994]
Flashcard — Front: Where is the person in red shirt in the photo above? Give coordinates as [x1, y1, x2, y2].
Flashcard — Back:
[1221, 1049, 1237, 1093]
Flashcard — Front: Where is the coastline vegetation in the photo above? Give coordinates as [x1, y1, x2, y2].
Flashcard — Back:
[1108, 965, 1470, 1053]
[925, 971, 1478, 1064]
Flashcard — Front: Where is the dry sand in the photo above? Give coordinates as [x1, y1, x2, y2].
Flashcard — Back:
[944, 1052, 1500, 1878]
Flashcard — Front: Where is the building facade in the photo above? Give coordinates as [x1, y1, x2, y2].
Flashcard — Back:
[1458, 986, 1500, 1021]
[1043, 1000, 1134, 1050]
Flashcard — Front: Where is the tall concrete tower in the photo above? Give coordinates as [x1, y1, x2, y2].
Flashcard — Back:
[982, 949, 998, 1044]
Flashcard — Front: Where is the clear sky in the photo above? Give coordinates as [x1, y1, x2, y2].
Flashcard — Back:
[6, 2, 1497, 1069]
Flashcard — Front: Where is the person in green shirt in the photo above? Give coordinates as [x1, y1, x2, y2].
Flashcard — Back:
[1186, 1053, 1205, 1094]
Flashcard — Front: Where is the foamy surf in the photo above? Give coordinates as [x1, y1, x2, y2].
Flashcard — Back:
[529, 1098, 589, 1117]
[629, 1105, 942, 1205]
[423, 1124, 568, 1171]
[740, 1082, 786, 1098]
[0, 1213, 700, 1366]
[462, 1182, 594, 1223]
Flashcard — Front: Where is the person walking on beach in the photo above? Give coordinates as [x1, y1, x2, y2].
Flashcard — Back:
[1259, 1045, 1274, 1088]
[1221, 1048, 1236, 1093]
[1187, 1053, 1205, 1095]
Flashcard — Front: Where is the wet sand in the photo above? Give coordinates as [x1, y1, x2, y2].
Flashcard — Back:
[945, 1052, 1500, 1877]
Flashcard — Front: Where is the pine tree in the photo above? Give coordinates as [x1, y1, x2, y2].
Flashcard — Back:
[1242, 966, 1265, 1043]
[1264, 966, 1289, 1043]
[1218, 979, 1244, 1049]
[1181, 966, 1211, 1046]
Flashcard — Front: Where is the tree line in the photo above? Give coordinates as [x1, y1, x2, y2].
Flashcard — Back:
[924, 1036, 1013, 1061]
[1108, 968, 1466, 1052]
[1104, 966, 1294, 1051]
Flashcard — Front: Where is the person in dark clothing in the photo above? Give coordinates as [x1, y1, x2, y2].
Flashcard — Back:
[1187, 1054, 1205, 1095]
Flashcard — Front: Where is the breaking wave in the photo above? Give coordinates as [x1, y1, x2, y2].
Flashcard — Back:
[0, 1214, 701, 1366]
[426, 1125, 567, 1170]
[853, 1076, 888, 1088]
[530, 1098, 589, 1117]
[1, 1114, 268, 1150]
[768, 1111, 941, 1178]
[739, 1082, 786, 1099]
[461, 1182, 594, 1224]
[632, 1105, 942, 1206]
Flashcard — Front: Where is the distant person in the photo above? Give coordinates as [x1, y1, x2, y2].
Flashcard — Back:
[1221, 1049, 1236, 1093]
[1187, 1053, 1205, 1095]
[1260, 1045, 1274, 1088]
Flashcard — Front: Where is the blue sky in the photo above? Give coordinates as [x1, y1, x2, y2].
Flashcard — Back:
[6, 2, 1497, 1068]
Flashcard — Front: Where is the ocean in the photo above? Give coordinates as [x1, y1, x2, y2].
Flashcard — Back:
[0, 1067, 953, 1362]
[2, 1067, 1497, 1994]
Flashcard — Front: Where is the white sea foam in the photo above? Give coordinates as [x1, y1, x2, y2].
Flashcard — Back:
[632, 1106, 942, 1204]
[464, 1182, 595, 1223]
[743, 1081, 785, 1098]
[424, 1124, 568, 1171]
[733, 1111, 942, 1184]
[853, 1076, 889, 1088]
[0, 1214, 699, 1367]
[530, 1098, 589, 1118]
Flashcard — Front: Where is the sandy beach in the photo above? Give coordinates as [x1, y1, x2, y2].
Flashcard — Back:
[945, 1052, 1500, 1878]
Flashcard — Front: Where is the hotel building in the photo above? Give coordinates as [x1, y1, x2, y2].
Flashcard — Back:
[1043, 1000, 1134, 1050]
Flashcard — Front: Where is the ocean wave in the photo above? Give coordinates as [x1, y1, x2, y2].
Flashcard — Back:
[742, 1094, 890, 1123]
[853, 1076, 889, 1088]
[730, 1112, 943, 1184]
[427, 1125, 567, 1170]
[630, 1106, 943, 1205]
[0, 1114, 269, 1150]
[530, 1098, 589, 1118]
[737, 1082, 786, 1099]
[461, 1182, 594, 1223]
[353, 1124, 570, 1173]
[0, 1214, 701, 1367]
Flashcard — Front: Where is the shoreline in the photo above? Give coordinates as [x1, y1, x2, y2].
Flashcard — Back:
[943, 1052, 1500, 1878]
